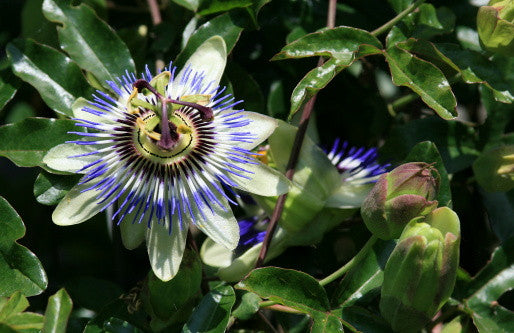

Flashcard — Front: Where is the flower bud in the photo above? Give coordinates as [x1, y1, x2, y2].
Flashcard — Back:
[477, 0, 514, 56]
[361, 162, 440, 240]
[380, 207, 460, 332]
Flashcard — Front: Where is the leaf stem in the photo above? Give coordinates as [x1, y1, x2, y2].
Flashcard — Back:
[371, 0, 425, 37]
[254, 0, 338, 269]
[319, 235, 378, 286]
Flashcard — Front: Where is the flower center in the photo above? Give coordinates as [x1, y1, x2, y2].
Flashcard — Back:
[129, 76, 214, 152]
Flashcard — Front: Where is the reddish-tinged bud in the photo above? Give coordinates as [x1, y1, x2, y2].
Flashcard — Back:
[361, 162, 440, 240]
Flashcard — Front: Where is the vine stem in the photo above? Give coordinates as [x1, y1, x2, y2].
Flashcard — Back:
[371, 0, 425, 37]
[146, 0, 165, 70]
[254, 0, 338, 269]
[319, 235, 378, 286]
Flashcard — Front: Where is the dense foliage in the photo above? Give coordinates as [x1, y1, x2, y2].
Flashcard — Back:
[0, 0, 513, 332]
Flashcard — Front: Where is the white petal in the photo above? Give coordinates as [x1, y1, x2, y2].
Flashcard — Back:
[186, 190, 239, 250]
[52, 181, 103, 225]
[230, 162, 291, 197]
[325, 182, 374, 209]
[146, 216, 188, 281]
[171, 36, 227, 97]
[43, 142, 98, 174]
[119, 205, 147, 250]
[232, 111, 278, 150]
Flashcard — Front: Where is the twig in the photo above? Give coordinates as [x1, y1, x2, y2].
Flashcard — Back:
[258, 310, 280, 333]
[146, 0, 165, 70]
[255, 0, 338, 268]
[371, 0, 425, 37]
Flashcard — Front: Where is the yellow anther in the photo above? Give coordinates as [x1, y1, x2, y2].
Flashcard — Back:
[136, 117, 161, 141]
[127, 87, 140, 114]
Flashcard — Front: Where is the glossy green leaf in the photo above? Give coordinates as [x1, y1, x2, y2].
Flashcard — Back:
[437, 44, 514, 104]
[384, 45, 457, 119]
[172, 0, 199, 12]
[479, 86, 514, 151]
[0, 66, 20, 111]
[34, 172, 80, 206]
[405, 141, 452, 207]
[335, 240, 395, 308]
[198, 0, 253, 16]
[42, 288, 73, 333]
[310, 312, 343, 332]
[465, 237, 514, 333]
[175, 13, 243, 69]
[335, 306, 392, 333]
[0, 292, 44, 332]
[399, 40, 514, 103]
[42, 0, 135, 88]
[0, 197, 47, 297]
[237, 267, 330, 313]
[182, 285, 235, 333]
[0, 118, 76, 168]
[6, 39, 92, 116]
[232, 292, 261, 320]
[388, 0, 413, 13]
[271, 27, 382, 118]
[413, 5, 455, 40]
[144, 250, 202, 321]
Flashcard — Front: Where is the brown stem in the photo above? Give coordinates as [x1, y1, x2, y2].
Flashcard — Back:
[255, 0, 337, 268]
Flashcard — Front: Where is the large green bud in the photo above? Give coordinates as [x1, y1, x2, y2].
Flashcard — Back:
[380, 207, 460, 332]
[477, 0, 514, 56]
[361, 162, 440, 240]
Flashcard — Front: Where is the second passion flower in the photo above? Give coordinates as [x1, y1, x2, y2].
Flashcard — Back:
[44, 36, 290, 281]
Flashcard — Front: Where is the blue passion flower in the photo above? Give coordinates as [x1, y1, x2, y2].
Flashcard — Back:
[44, 37, 289, 281]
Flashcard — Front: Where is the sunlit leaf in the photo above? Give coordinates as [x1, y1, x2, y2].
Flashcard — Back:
[42, 288, 73, 333]
[0, 118, 76, 168]
[0, 197, 47, 297]
[6, 39, 92, 116]
[42, 0, 135, 88]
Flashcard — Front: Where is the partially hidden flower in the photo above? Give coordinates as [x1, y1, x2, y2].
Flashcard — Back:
[43, 36, 290, 281]
[201, 137, 390, 281]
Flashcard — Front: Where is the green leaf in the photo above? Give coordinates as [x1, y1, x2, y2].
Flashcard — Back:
[380, 116, 479, 174]
[84, 299, 149, 333]
[0, 66, 20, 112]
[267, 80, 287, 117]
[0, 292, 29, 319]
[0, 118, 76, 168]
[310, 312, 343, 332]
[271, 27, 382, 118]
[473, 145, 514, 192]
[6, 39, 93, 116]
[231, 292, 261, 320]
[237, 267, 330, 313]
[172, 0, 200, 12]
[144, 250, 202, 321]
[437, 44, 514, 104]
[334, 240, 395, 308]
[42, 0, 135, 88]
[388, 0, 413, 13]
[198, 0, 253, 16]
[34, 172, 81, 206]
[479, 87, 514, 151]
[0, 197, 47, 297]
[384, 45, 457, 119]
[175, 13, 243, 69]
[42, 289, 73, 333]
[412, 5, 455, 40]
[465, 237, 514, 332]
[334, 306, 392, 333]
[405, 141, 452, 207]
[182, 285, 235, 333]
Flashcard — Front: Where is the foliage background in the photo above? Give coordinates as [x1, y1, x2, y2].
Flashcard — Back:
[0, 0, 513, 332]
